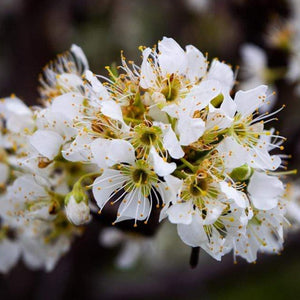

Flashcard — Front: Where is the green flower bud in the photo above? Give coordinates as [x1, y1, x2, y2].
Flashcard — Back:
[230, 164, 253, 181]
[65, 182, 90, 226]
[210, 93, 224, 108]
[65, 182, 88, 205]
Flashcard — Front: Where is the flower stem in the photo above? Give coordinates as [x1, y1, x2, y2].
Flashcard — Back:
[124, 117, 143, 124]
[190, 247, 200, 269]
[172, 170, 187, 179]
[180, 158, 197, 173]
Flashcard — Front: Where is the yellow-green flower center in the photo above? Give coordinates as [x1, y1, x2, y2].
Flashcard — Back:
[189, 179, 208, 197]
[161, 76, 180, 102]
[132, 168, 149, 185]
[140, 131, 157, 146]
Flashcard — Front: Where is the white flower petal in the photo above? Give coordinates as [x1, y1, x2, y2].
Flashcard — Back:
[217, 136, 248, 168]
[85, 70, 110, 99]
[167, 202, 193, 224]
[51, 92, 83, 121]
[6, 113, 34, 133]
[248, 148, 281, 171]
[220, 181, 247, 208]
[11, 174, 47, 201]
[149, 147, 176, 176]
[100, 228, 124, 247]
[62, 132, 93, 162]
[0, 96, 33, 133]
[71, 44, 89, 70]
[100, 100, 129, 130]
[0, 239, 20, 273]
[66, 195, 90, 226]
[203, 200, 226, 225]
[158, 37, 187, 75]
[240, 44, 267, 92]
[207, 60, 234, 93]
[108, 140, 135, 165]
[30, 130, 63, 160]
[148, 105, 169, 123]
[183, 79, 221, 111]
[57, 73, 83, 90]
[159, 175, 183, 221]
[178, 116, 205, 145]
[36, 109, 76, 140]
[153, 122, 184, 159]
[186, 45, 207, 81]
[234, 85, 268, 118]
[248, 171, 284, 210]
[164, 175, 183, 201]
[163, 126, 184, 158]
[117, 242, 141, 269]
[92, 170, 124, 210]
[90, 138, 111, 168]
[177, 214, 207, 247]
[140, 48, 156, 89]
[161, 103, 179, 118]
[220, 95, 237, 118]
[0, 96, 31, 117]
[206, 105, 233, 130]
[0, 162, 9, 184]
[241, 44, 267, 75]
[117, 190, 150, 222]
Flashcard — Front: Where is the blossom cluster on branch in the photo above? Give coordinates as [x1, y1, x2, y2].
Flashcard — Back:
[0, 37, 297, 272]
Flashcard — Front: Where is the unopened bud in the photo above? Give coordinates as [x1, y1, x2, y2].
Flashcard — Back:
[230, 164, 252, 181]
[211, 93, 224, 108]
[65, 183, 91, 226]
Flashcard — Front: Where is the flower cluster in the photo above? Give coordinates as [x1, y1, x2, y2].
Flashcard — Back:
[0, 37, 297, 272]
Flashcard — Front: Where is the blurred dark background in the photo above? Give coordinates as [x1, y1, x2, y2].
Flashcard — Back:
[1, 0, 300, 299]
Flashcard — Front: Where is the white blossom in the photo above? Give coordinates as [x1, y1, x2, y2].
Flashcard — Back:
[65, 195, 91, 226]
[0, 36, 295, 271]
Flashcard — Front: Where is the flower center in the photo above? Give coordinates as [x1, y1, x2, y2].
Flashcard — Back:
[161, 75, 180, 102]
[133, 124, 162, 152]
[132, 168, 149, 185]
[91, 119, 118, 138]
[233, 122, 247, 139]
[140, 131, 157, 145]
[161, 85, 178, 102]
[189, 179, 208, 197]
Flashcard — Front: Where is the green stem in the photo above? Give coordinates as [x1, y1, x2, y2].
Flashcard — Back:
[176, 164, 186, 171]
[266, 169, 297, 176]
[133, 91, 146, 113]
[77, 172, 102, 185]
[167, 115, 176, 132]
[172, 170, 188, 179]
[180, 158, 197, 173]
[124, 117, 143, 124]
[0, 226, 8, 242]
[48, 191, 66, 204]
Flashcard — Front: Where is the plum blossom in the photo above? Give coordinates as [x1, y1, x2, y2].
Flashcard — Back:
[0, 37, 296, 272]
